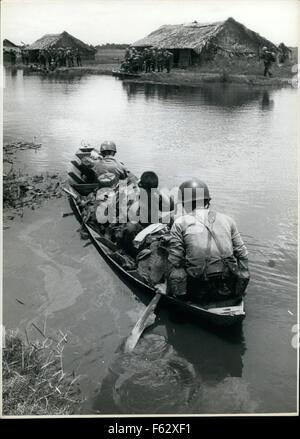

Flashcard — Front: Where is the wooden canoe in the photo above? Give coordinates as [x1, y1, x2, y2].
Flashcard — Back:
[72, 152, 139, 186]
[79, 147, 94, 153]
[68, 171, 86, 185]
[65, 186, 246, 327]
[76, 152, 91, 161]
[112, 70, 141, 79]
[69, 182, 99, 196]
[71, 160, 96, 183]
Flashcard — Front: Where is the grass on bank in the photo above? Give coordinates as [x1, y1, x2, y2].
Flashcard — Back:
[195, 55, 297, 78]
[3, 329, 81, 416]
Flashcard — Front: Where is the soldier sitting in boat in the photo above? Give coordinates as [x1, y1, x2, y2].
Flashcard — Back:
[166, 179, 250, 303]
[92, 141, 128, 180]
[81, 145, 102, 168]
[119, 171, 175, 256]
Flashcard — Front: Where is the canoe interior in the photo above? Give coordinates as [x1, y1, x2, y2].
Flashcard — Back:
[79, 147, 94, 153]
[76, 152, 91, 160]
[68, 171, 86, 185]
[71, 159, 96, 183]
[70, 182, 99, 196]
[67, 187, 245, 327]
[71, 159, 84, 172]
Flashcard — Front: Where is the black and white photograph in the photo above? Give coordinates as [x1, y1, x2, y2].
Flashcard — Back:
[1, 0, 299, 419]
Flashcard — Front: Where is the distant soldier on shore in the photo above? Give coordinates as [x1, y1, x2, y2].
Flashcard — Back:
[38, 50, 46, 68]
[66, 48, 74, 67]
[261, 46, 276, 77]
[164, 50, 173, 73]
[44, 49, 51, 68]
[9, 50, 16, 65]
[144, 48, 152, 72]
[151, 49, 157, 72]
[120, 47, 173, 74]
[156, 50, 164, 72]
[22, 50, 29, 66]
[61, 49, 67, 67]
[76, 49, 82, 67]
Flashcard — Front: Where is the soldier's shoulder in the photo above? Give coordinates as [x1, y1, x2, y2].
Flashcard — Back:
[173, 213, 194, 226]
[215, 211, 235, 225]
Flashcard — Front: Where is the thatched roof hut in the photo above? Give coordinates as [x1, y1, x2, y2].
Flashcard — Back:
[27, 31, 96, 59]
[133, 17, 277, 67]
[3, 39, 19, 49]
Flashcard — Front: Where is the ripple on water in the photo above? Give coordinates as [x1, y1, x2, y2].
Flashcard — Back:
[108, 334, 197, 414]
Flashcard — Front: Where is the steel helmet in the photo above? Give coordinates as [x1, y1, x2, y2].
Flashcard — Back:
[138, 171, 159, 189]
[178, 179, 211, 209]
[100, 141, 117, 153]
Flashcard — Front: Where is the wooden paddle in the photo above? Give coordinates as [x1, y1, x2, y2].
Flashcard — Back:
[62, 187, 79, 200]
[124, 283, 167, 353]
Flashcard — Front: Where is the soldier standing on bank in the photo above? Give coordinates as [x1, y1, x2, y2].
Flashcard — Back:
[164, 50, 173, 73]
[260, 46, 276, 77]
[76, 49, 82, 67]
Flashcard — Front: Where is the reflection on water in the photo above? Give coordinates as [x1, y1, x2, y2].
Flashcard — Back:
[102, 334, 196, 414]
[3, 68, 298, 414]
[123, 81, 263, 108]
[261, 91, 274, 110]
[92, 318, 248, 415]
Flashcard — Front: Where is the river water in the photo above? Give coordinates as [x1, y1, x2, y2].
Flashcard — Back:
[3, 67, 298, 414]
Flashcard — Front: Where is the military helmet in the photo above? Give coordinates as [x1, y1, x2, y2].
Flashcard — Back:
[138, 171, 159, 189]
[100, 141, 117, 153]
[178, 179, 211, 208]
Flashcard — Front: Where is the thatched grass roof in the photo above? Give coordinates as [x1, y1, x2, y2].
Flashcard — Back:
[28, 31, 95, 52]
[133, 17, 276, 53]
[3, 39, 19, 48]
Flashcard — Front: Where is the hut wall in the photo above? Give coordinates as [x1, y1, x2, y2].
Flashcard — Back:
[176, 49, 192, 67]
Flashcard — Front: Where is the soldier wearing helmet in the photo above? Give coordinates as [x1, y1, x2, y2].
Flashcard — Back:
[119, 170, 175, 256]
[92, 141, 128, 180]
[167, 179, 249, 302]
[260, 46, 276, 77]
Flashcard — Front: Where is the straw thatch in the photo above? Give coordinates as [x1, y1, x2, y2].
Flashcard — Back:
[133, 17, 276, 56]
[3, 39, 19, 48]
[27, 31, 95, 55]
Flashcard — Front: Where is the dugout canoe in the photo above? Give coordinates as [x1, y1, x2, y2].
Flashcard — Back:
[71, 159, 96, 183]
[68, 170, 86, 184]
[76, 152, 92, 161]
[64, 186, 246, 327]
[69, 182, 99, 196]
[72, 149, 139, 186]
[78, 147, 94, 153]
[112, 70, 141, 79]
